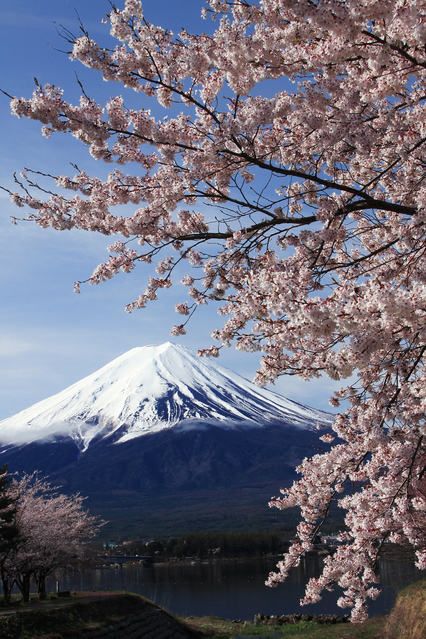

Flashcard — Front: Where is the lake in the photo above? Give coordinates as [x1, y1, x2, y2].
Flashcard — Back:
[55, 556, 424, 620]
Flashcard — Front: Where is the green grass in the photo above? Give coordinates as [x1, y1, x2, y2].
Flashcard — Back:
[179, 614, 386, 639]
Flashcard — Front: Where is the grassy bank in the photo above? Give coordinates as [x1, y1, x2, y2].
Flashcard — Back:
[0, 579, 424, 639]
[0, 596, 386, 639]
[384, 578, 426, 639]
[180, 615, 385, 638]
[0, 592, 193, 639]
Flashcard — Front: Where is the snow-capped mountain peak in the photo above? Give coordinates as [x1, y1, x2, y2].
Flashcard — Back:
[0, 342, 332, 451]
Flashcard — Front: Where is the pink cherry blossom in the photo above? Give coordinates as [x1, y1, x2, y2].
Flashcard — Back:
[0, 472, 101, 602]
[5, 0, 426, 619]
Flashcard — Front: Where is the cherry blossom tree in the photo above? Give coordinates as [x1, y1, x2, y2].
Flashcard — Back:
[1, 475, 101, 602]
[4, 0, 426, 621]
[0, 466, 19, 605]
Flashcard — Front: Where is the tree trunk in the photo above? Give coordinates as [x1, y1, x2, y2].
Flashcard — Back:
[1, 576, 13, 605]
[37, 573, 47, 600]
[16, 573, 31, 602]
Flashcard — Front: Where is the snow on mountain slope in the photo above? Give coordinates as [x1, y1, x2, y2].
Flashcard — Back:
[0, 342, 332, 451]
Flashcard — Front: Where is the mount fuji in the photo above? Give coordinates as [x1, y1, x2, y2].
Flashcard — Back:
[0, 342, 331, 449]
[0, 343, 334, 537]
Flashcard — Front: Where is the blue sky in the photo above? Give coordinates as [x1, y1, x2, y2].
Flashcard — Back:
[0, 0, 341, 421]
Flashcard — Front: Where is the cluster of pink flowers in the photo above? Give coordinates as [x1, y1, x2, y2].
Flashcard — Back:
[7, 0, 426, 620]
[0, 470, 101, 602]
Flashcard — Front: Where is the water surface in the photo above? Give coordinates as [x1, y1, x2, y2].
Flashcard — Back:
[56, 557, 423, 620]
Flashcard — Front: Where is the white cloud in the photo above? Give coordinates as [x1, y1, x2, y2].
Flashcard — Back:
[0, 336, 39, 358]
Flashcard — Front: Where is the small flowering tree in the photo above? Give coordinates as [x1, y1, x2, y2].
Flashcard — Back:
[1, 475, 101, 602]
[5, 0, 426, 620]
[0, 466, 19, 605]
